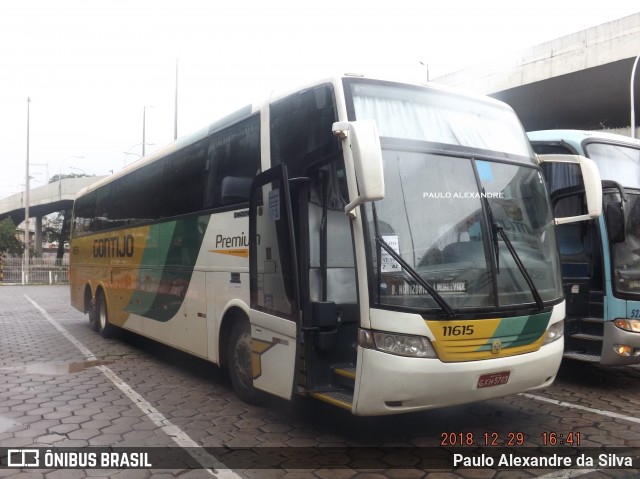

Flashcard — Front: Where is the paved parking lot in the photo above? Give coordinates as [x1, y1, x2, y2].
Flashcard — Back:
[1, 285, 640, 478]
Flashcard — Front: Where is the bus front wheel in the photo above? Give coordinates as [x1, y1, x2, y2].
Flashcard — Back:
[227, 320, 265, 405]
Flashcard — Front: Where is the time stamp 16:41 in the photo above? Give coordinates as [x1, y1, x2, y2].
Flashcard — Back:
[441, 431, 581, 447]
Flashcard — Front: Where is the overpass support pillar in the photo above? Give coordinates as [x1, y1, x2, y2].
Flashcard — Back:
[35, 216, 43, 256]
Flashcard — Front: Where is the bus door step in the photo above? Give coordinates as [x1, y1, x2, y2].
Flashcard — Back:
[571, 317, 604, 341]
[581, 316, 604, 323]
[332, 365, 356, 389]
[570, 332, 603, 342]
[311, 390, 353, 411]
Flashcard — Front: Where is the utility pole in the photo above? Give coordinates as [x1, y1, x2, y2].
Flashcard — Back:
[174, 57, 179, 141]
[24, 97, 31, 284]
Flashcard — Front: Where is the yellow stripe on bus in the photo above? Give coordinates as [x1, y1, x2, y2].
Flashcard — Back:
[426, 313, 549, 362]
[209, 249, 249, 258]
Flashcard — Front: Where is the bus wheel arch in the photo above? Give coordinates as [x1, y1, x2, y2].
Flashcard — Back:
[220, 307, 265, 405]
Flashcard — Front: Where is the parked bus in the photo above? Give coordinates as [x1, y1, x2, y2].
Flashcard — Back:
[528, 129, 640, 365]
[69, 75, 601, 415]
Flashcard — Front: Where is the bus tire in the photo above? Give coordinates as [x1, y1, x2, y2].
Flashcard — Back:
[227, 320, 265, 405]
[96, 290, 116, 339]
[88, 296, 100, 332]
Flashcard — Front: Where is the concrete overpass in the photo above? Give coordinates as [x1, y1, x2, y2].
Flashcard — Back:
[2, 14, 638, 253]
[0, 176, 106, 253]
[435, 13, 640, 135]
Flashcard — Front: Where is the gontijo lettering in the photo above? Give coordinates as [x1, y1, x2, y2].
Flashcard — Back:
[93, 235, 134, 258]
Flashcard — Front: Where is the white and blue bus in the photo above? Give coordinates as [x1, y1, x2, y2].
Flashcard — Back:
[70, 75, 601, 415]
[529, 129, 640, 365]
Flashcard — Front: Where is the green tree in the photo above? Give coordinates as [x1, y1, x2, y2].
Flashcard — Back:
[42, 213, 64, 244]
[46, 173, 93, 259]
[0, 218, 24, 256]
[41, 211, 72, 259]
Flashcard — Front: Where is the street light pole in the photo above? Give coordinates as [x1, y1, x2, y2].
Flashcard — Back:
[142, 105, 154, 157]
[24, 97, 30, 284]
[174, 58, 179, 141]
[419, 61, 430, 83]
[124, 143, 155, 167]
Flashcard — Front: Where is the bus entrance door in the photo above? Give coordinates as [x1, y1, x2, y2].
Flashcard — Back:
[248, 164, 301, 400]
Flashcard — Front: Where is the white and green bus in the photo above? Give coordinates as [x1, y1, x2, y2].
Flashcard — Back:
[70, 75, 601, 415]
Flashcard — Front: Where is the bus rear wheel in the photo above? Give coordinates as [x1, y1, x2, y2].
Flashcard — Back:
[88, 295, 99, 332]
[96, 291, 116, 338]
[227, 320, 265, 405]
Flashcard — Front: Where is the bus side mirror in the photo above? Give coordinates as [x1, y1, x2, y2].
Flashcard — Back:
[333, 120, 385, 217]
[605, 202, 626, 244]
[537, 154, 603, 225]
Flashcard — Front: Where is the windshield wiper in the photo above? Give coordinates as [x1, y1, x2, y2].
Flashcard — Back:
[482, 189, 544, 311]
[375, 236, 456, 319]
[484, 189, 500, 273]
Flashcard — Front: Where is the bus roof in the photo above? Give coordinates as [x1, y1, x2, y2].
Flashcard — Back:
[528, 129, 640, 151]
[76, 73, 519, 200]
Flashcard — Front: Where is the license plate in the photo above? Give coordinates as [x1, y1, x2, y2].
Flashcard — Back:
[477, 371, 510, 388]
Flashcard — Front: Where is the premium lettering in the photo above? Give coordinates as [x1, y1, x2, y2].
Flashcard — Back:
[216, 232, 249, 249]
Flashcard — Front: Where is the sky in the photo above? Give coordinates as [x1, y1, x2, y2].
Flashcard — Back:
[1, 1, 638, 197]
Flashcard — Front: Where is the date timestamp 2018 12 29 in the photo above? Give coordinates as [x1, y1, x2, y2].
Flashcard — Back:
[441, 432, 581, 447]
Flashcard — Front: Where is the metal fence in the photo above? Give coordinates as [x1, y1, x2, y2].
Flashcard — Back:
[0, 257, 69, 285]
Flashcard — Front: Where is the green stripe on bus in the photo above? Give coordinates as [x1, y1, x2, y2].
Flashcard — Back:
[127, 215, 210, 322]
[476, 312, 550, 351]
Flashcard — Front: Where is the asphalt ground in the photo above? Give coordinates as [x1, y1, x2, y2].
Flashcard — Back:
[1, 285, 640, 478]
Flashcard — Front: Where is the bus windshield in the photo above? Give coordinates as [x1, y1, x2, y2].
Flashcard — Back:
[350, 81, 534, 160]
[584, 142, 640, 188]
[579, 142, 640, 296]
[610, 191, 640, 295]
[350, 82, 561, 313]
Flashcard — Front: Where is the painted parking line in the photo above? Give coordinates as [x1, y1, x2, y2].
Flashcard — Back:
[24, 294, 243, 479]
[536, 469, 597, 479]
[521, 393, 640, 478]
[24, 292, 638, 478]
[521, 392, 640, 425]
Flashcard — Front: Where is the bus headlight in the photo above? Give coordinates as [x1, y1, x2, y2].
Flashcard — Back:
[612, 344, 640, 357]
[542, 321, 564, 346]
[369, 331, 437, 358]
[613, 319, 640, 333]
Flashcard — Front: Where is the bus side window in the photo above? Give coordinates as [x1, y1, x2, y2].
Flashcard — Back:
[205, 115, 260, 209]
[270, 84, 340, 176]
[93, 184, 112, 231]
[163, 140, 207, 218]
[72, 193, 95, 236]
[113, 159, 165, 227]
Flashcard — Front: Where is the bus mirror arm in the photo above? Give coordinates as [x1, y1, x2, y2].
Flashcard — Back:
[333, 120, 385, 218]
[606, 202, 626, 244]
[601, 180, 628, 202]
[601, 181, 626, 244]
[537, 154, 603, 225]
